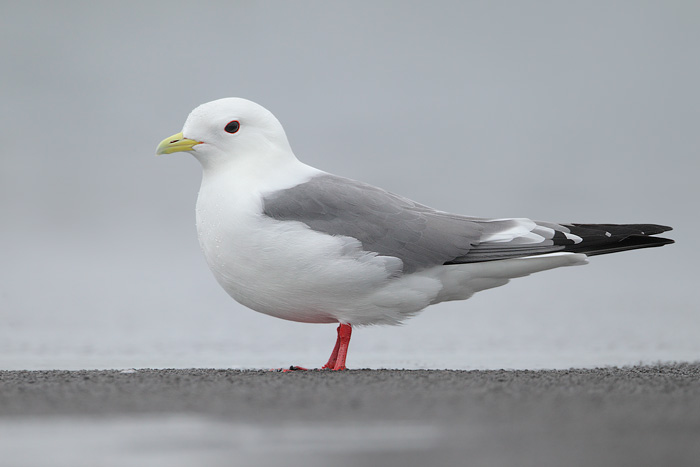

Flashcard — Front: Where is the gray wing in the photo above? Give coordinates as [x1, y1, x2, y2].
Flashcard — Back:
[262, 174, 566, 273]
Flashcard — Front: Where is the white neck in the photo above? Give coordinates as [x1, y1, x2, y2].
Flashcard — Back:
[197, 147, 324, 203]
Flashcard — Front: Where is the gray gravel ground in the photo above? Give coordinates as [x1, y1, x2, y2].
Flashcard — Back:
[1, 364, 699, 467]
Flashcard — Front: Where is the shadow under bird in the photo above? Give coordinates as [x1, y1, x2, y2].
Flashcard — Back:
[156, 98, 674, 371]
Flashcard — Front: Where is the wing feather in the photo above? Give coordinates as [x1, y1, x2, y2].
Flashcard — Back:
[263, 174, 672, 272]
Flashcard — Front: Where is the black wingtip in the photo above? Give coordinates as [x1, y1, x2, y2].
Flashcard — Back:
[562, 223, 675, 257]
[581, 235, 674, 257]
[570, 223, 673, 236]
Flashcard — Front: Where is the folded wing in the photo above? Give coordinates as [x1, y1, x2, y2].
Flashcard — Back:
[262, 174, 673, 273]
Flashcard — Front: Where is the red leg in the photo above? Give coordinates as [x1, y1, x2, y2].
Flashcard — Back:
[324, 324, 352, 371]
[321, 325, 343, 369]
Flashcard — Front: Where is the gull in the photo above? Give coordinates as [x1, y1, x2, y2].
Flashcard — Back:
[156, 98, 674, 370]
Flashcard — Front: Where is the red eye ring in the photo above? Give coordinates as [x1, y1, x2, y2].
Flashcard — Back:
[224, 120, 240, 134]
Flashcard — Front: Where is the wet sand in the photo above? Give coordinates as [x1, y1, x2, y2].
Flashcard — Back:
[1, 364, 699, 467]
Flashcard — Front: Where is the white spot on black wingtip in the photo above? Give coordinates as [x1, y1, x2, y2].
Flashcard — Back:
[605, 231, 612, 237]
[564, 232, 583, 244]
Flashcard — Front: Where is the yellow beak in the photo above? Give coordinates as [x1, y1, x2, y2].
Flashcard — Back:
[155, 132, 201, 155]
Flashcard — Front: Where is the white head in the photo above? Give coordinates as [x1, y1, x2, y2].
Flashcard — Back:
[156, 98, 296, 172]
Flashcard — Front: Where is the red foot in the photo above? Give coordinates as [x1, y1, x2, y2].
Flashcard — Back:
[281, 365, 308, 372]
[270, 366, 309, 372]
[271, 323, 353, 372]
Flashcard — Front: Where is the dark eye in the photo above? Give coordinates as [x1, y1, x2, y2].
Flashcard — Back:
[224, 120, 240, 134]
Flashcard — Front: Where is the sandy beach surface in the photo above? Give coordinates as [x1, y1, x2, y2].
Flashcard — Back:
[1, 364, 698, 467]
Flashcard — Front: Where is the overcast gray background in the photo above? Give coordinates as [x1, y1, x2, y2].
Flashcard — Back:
[1, 1, 698, 370]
